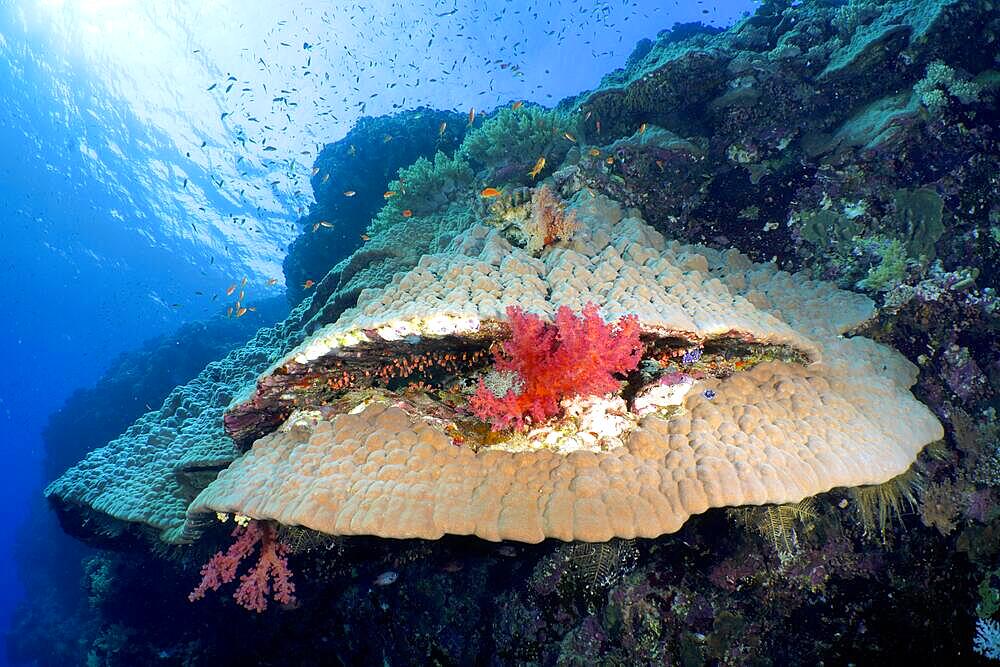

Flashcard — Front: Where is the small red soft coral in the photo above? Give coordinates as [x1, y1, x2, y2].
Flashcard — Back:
[470, 303, 642, 430]
[189, 520, 296, 613]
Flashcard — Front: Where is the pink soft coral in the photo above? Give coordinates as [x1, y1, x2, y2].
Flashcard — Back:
[470, 303, 642, 430]
[189, 520, 296, 613]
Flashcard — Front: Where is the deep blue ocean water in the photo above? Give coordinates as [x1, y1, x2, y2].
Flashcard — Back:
[0, 2, 756, 664]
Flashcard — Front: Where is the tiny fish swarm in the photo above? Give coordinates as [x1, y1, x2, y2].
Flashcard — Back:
[469, 303, 641, 430]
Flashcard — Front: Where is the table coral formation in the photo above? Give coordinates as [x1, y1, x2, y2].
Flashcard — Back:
[44, 304, 314, 543]
[188, 190, 942, 543]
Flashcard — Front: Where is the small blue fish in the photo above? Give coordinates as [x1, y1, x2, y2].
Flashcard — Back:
[682, 348, 703, 365]
[703, 389, 716, 400]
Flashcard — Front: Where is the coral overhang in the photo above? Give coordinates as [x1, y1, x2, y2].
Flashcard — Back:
[186, 190, 942, 544]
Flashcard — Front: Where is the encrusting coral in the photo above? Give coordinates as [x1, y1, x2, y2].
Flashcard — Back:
[186, 189, 942, 544]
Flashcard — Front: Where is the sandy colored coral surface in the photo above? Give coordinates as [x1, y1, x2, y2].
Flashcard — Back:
[44, 302, 313, 543]
[189, 191, 943, 542]
[279, 191, 824, 368]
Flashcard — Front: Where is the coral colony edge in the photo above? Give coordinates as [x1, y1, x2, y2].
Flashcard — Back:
[31, 0, 1000, 664]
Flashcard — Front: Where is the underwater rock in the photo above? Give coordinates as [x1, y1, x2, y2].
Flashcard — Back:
[555, 0, 997, 270]
[283, 108, 468, 305]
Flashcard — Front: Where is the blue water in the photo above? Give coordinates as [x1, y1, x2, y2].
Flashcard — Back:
[0, 2, 755, 664]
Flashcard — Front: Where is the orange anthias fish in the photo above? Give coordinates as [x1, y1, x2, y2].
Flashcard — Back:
[225, 283, 237, 296]
[319, 220, 333, 228]
[528, 156, 546, 179]
[311, 166, 320, 176]
[639, 122, 648, 134]
[588, 148, 601, 157]
[511, 101, 523, 110]
[402, 209, 413, 218]
[438, 121, 447, 136]
[240, 276, 247, 288]
[302, 279, 315, 289]
[480, 187, 501, 198]
[236, 307, 247, 318]
[267, 278, 279, 285]
[563, 132, 576, 143]
[226, 306, 233, 318]
[360, 233, 370, 241]
[321, 173, 330, 184]
[343, 190, 356, 197]
[312, 223, 320, 232]
[383, 190, 396, 198]
[467, 107, 475, 125]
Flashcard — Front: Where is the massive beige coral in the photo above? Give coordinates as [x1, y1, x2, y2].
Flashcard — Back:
[187, 190, 942, 542]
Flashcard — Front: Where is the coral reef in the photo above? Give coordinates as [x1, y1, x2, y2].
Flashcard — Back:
[45, 298, 317, 543]
[29, 0, 1000, 664]
[188, 191, 938, 545]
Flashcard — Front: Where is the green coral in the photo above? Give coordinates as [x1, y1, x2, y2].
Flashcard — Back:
[799, 208, 860, 248]
[894, 187, 944, 259]
[980, 569, 1000, 618]
[914, 60, 982, 113]
[856, 237, 909, 292]
[368, 151, 473, 234]
[831, 0, 883, 38]
[459, 105, 582, 181]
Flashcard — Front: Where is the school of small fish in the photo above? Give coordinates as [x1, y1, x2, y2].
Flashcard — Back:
[171, 2, 726, 314]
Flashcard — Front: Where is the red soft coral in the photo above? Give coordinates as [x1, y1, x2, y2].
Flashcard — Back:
[470, 303, 641, 430]
[189, 520, 296, 613]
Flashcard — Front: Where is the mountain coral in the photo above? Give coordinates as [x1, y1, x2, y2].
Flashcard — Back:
[469, 303, 642, 431]
[189, 519, 295, 613]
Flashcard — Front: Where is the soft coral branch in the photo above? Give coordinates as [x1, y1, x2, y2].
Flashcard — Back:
[189, 520, 296, 613]
[470, 303, 641, 430]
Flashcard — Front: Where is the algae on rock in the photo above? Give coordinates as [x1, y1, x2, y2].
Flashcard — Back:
[894, 187, 944, 260]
